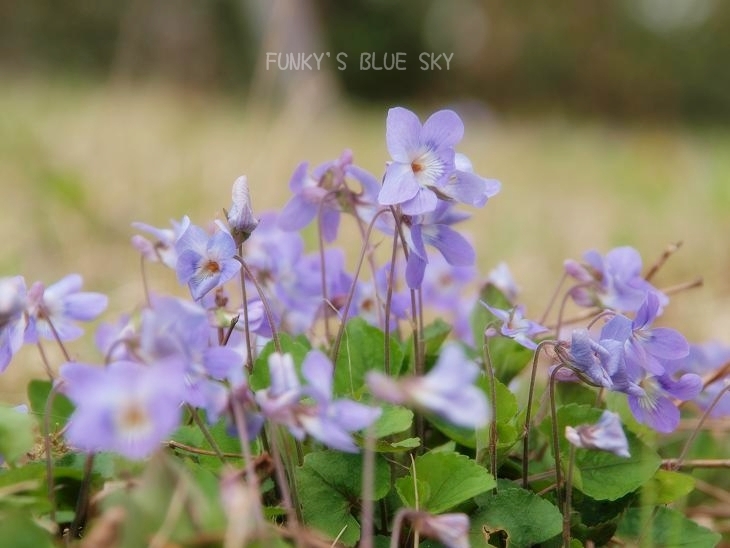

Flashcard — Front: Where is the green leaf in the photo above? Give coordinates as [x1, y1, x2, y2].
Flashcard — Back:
[642, 469, 696, 505]
[370, 405, 413, 438]
[295, 450, 390, 546]
[616, 506, 721, 547]
[0, 406, 35, 464]
[0, 510, 54, 548]
[394, 451, 495, 513]
[250, 334, 311, 391]
[543, 404, 661, 500]
[334, 317, 404, 396]
[27, 379, 74, 431]
[470, 486, 563, 548]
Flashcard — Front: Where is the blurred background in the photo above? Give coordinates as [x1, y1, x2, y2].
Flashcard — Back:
[1, 0, 730, 396]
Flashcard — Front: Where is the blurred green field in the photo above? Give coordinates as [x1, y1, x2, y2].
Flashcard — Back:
[1, 80, 730, 403]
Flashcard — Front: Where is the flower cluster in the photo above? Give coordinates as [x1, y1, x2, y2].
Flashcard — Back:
[0, 105, 726, 548]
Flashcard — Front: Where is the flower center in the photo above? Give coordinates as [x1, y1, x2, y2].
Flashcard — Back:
[204, 260, 221, 274]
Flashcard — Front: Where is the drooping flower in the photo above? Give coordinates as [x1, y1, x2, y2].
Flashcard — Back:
[175, 223, 241, 301]
[256, 351, 381, 452]
[0, 276, 27, 372]
[24, 274, 108, 344]
[131, 216, 190, 269]
[279, 150, 381, 242]
[396, 201, 476, 289]
[565, 410, 630, 458]
[407, 511, 470, 548]
[564, 246, 667, 313]
[60, 359, 187, 459]
[367, 343, 489, 429]
[627, 372, 702, 433]
[226, 175, 259, 246]
[482, 302, 549, 350]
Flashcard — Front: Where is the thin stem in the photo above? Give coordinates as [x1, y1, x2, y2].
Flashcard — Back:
[70, 453, 95, 537]
[316, 190, 338, 342]
[482, 338, 499, 487]
[539, 271, 568, 325]
[644, 241, 682, 282]
[673, 383, 730, 470]
[356, 214, 385, 328]
[663, 458, 730, 470]
[383, 229, 400, 376]
[140, 255, 151, 307]
[188, 405, 226, 463]
[35, 340, 56, 380]
[330, 207, 390, 363]
[553, 282, 592, 339]
[165, 440, 242, 459]
[563, 445, 576, 548]
[389, 508, 409, 548]
[236, 257, 281, 353]
[268, 427, 302, 545]
[236, 243, 255, 371]
[44, 381, 62, 524]
[231, 397, 265, 528]
[549, 364, 567, 514]
[359, 425, 376, 548]
[522, 340, 558, 488]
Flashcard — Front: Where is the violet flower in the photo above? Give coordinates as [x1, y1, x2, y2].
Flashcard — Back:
[601, 294, 689, 377]
[256, 351, 381, 452]
[565, 410, 630, 458]
[131, 216, 190, 269]
[400, 201, 476, 289]
[482, 302, 548, 350]
[367, 343, 489, 429]
[0, 276, 27, 372]
[175, 223, 241, 301]
[564, 246, 667, 313]
[60, 359, 187, 460]
[24, 274, 108, 343]
[279, 150, 381, 242]
[626, 372, 702, 433]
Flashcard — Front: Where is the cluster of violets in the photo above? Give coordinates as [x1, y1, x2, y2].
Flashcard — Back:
[1, 105, 729, 545]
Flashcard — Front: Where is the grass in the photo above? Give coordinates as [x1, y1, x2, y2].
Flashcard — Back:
[1, 78, 730, 403]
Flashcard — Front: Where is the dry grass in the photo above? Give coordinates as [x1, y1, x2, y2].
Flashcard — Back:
[1, 79, 729, 403]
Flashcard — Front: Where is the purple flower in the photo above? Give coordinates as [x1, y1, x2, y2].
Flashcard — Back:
[564, 247, 667, 313]
[486, 262, 520, 303]
[565, 410, 630, 458]
[367, 343, 489, 429]
[60, 359, 187, 459]
[279, 150, 381, 242]
[0, 276, 27, 372]
[627, 372, 702, 433]
[602, 294, 689, 377]
[409, 511, 470, 548]
[24, 274, 108, 343]
[256, 351, 381, 452]
[175, 224, 241, 300]
[673, 341, 730, 418]
[379, 107, 462, 215]
[131, 216, 190, 269]
[482, 302, 548, 350]
[399, 202, 476, 289]
[560, 329, 643, 397]
[443, 153, 501, 208]
[226, 175, 259, 245]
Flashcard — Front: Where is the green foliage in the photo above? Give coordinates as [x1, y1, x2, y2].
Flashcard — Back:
[250, 334, 311, 391]
[616, 506, 721, 547]
[0, 406, 35, 465]
[395, 451, 496, 514]
[335, 317, 404, 395]
[471, 483, 563, 548]
[27, 379, 74, 432]
[295, 450, 389, 546]
[543, 404, 662, 500]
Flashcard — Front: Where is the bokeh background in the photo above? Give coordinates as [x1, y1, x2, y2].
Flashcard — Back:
[1, 0, 730, 400]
